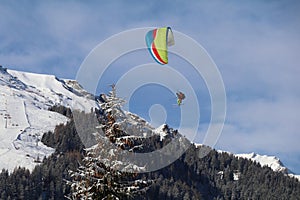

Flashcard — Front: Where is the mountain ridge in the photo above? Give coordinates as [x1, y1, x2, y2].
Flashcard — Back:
[0, 66, 299, 181]
[0, 67, 300, 199]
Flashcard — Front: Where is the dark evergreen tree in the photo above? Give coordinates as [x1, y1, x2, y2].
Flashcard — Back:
[0, 100, 300, 200]
[67, 88, 151, 199]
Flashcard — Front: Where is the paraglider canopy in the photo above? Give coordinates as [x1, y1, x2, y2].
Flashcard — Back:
[176, 91, 185, 106]
[145, 27, 175, 65]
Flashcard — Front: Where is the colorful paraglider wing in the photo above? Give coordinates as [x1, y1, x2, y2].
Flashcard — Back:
[145, 27, 174, 65]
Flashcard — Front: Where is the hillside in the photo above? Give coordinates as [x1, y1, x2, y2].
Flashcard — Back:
[0, 66, 95, 172]
[1, 105, 299, 199]
[0, 67, 299, 199]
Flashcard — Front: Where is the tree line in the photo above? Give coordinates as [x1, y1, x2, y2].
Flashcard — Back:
[0, 105, 299, 199]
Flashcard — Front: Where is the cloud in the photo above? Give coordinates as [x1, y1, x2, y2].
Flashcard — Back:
[215, 97, 300, 173]
[0, 1, 184, 77]
[1, 0, 300, 173]
[222, 96, 300, 148]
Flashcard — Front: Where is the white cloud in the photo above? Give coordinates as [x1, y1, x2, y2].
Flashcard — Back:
[1, 0, 300, 173]
[212, 88, 300, 173]
[216, 97, 300, 153]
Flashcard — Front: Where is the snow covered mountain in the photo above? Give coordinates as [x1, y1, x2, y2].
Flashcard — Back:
[194, 144, 298, 181]
[1, 66, 299, 182]
[235, 152, 300, 181]
[0, 66, 174, 173]
[236, 152, 287, 173]
[0, 66, 96, 172]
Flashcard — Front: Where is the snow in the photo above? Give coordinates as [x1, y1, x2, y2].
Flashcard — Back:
[290, 174, 300, 180]
[8, 69, 96, 112]
[236, 152, 287, 173]
[0, 92, 67, 172]
[0, 68, 97, 172]
[195, 144, 300, 181]
[236, 152, 300, 181]
[1, 67, 299, 182]
[154, 124, 168, 141]
[217, 171, 224, 179]
[233, 171, 241, 181]
[217, 170, 240, 181]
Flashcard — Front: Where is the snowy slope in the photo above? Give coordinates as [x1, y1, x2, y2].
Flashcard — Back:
[153, 124, 168, 141]
[236, 152, 300, 181]
[195, 143, 300, 181]
[235, 152, 287, 173]
[0, 67, 97, 172]
[8, 69, 95, 111]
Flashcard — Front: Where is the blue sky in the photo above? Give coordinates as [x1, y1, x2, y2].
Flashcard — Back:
[1, 1, 300, 174]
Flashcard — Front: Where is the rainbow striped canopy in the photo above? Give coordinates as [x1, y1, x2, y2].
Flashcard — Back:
[145, 27, 175, 65]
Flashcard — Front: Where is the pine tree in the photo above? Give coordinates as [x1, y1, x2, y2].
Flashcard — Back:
[67, 88, 151, 199]
[67, 145, 151, 199]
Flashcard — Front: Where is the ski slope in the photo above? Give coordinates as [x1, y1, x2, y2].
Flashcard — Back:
[0, 93, 67, 171]
[0, 67, 97, 172]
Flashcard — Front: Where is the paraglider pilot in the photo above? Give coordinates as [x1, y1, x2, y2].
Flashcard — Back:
[176, 91, 185, 106]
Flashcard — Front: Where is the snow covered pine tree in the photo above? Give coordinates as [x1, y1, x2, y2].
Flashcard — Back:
[67, 86, 151, 200]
